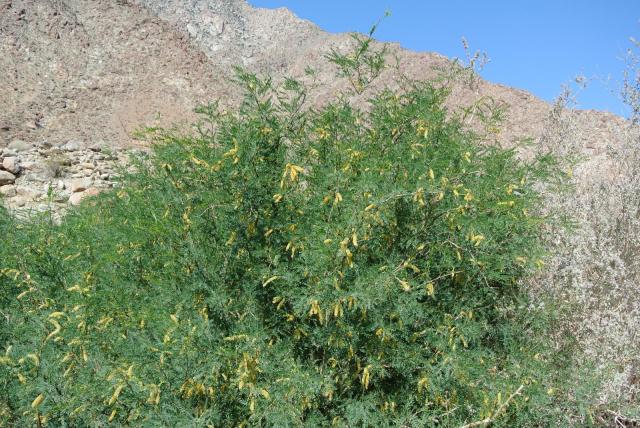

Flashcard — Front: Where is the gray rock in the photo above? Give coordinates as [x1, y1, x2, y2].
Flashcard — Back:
[63, 141, 81, 152]
[11, 196, 28, 207]
[16, 186, 38, 198]
[8, 140, 31, 152]
[69, 178, 92, 193]
[68, 192, 84, 206]
[0, 170, 16, 185]
[0, 185, 17, 197]
[186, 23, 198, 38]
[21, 161, 37, 170]
[2, 157, 21, 174]
[68, 188, 101, 206]
[53, 193, 69, 203]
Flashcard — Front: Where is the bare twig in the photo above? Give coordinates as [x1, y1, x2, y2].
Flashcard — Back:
[604, 409, 639, 428]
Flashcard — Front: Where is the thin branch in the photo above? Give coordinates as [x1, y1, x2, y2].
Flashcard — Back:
[459, 384, 524, 428]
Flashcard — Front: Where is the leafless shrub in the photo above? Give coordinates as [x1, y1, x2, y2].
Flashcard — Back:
[529, 43, 640, 416]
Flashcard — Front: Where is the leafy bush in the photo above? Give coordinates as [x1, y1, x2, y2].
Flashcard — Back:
[0, 39, 570, 427]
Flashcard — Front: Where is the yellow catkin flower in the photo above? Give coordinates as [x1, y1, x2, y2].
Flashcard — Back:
[398, 279, 411, 292]
[309, 300, 321, 317]
[413, 188, 426, 206]
[31, 394, 44, 409]
[344, 248, 353, 267]
[280, 163, 304, 188]
[97, 317, 113, 326]
[262, 276, 279, 287]
[428, 168, 435, 181]
[108, 409, 117, 422]
[64, 364, 75, 378]
[27, 353, 40, 366]
[361, 365, 372, 390]
[148, 386, 161, 405]
[16, 289, 31, 299]
[108, 384, 124, 406]
[225, 231, 237, 246]
[334, 192, 343, 205]
[45, 319, 62, 343]
[333, 302, 343, 318]
[469, 234, 485, 247]
[190, 156, 209, 168]
[425, 282, 435, 297]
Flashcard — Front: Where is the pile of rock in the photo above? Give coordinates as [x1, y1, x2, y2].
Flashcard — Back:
[0, 140, 135, 218]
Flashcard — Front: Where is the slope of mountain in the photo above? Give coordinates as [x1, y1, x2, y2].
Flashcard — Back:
[0, 0, 235, 147]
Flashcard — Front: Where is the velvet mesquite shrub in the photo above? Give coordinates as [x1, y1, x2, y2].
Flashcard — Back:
[0, 42, 568, 427]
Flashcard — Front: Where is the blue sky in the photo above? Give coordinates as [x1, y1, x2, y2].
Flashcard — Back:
[249, 0, 640, 117]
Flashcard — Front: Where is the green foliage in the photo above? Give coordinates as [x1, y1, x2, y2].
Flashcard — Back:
[0, 41, 576, 427]
[325, 19, 388, 94]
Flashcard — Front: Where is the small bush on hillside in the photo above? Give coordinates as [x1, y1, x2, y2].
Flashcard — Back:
[0, 36, 570, 426]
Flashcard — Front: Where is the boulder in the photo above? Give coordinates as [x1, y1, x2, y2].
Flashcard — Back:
[7, 140, 31, 152]
[2, 157, 21, 174]
[69, 178, 92, 193]
[0, 185, 17, 197]
[63, 141, 81, 152]
[68, 192, 84, 205]
[69, 187, 102, 206]
[10, 196, 28, 207]
[0, 170, 16, 185]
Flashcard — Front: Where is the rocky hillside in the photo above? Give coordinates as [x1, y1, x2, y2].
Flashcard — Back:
[0, 0, 628, 214]
[1, 0, 638, 413]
